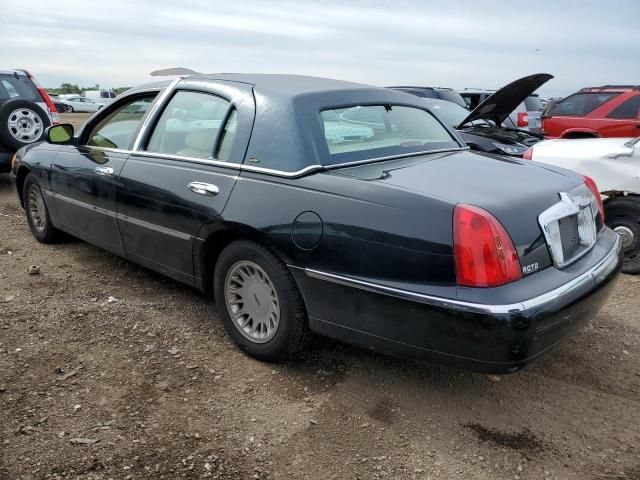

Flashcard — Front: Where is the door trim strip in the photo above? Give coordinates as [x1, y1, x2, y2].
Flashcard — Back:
[44, 190, 192, 241]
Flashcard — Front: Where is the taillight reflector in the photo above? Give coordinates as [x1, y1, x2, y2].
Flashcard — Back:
[522, 147, 533, 160]
[453, 204, 522, 287]
[517, 112, 529, 127]
[582, 175, 605, 222]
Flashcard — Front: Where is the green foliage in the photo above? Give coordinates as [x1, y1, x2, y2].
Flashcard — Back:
[46, 83, 131, 96]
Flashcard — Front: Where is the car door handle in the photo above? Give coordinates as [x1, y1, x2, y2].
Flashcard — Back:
[94, 166, 113, 176]
[188, 181, 219, 196]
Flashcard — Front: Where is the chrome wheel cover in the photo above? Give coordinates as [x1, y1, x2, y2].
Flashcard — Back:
[224, 260, 280, 343]
[614, 225, 635, 249]
[8, 108, 43, 143]
[27, 184, 47, 233]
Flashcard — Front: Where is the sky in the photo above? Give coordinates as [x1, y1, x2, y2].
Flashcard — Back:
[1, 0, 638, 98]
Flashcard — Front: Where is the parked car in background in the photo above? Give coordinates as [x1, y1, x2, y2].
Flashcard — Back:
[402, 74, 550, 157]
[0, 69, 58, 173]
[11, 74, 621, 373]
[59, 95, 105, 113]
[387, 86, 467, 108]
[524, 136, 640, 272]
[84, 89, 117, 105]
[459, 88, 546, 133]
[542, 86, 640, 138]
[49, 95, 72, 113]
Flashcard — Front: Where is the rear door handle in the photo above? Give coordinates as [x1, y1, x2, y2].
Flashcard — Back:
[94, 166, 113, 176]
[188, 181, 219, 196]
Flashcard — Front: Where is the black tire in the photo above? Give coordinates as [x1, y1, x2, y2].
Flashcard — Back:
[213, 240, 310, 361]
[22, 174, 60, 243]
[0, 100, 50, 150]
[605, 196, 640, 274]
[67, 105, 74, 113]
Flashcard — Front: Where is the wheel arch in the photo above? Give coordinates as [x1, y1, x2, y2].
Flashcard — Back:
[195, 221, 295, 295]
[15, 165, 31, 208]
[560, 129, 600, 139]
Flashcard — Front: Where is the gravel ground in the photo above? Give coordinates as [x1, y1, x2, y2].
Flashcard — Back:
[1, 113, 639, 479]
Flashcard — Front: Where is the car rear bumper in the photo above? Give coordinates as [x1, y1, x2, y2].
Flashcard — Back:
[295, 230, 622, 373]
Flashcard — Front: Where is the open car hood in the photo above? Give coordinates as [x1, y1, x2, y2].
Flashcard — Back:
[458, 73, 553, 128]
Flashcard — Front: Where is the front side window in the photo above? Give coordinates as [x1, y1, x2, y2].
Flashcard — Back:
[320, 105, 459, 164]
[607, 96, 640, 119]
[87, 94, 157, 149]
[146, 91, 235, 160]
[549, 93, 619, 117]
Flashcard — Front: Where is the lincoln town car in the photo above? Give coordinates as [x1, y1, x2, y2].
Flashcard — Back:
[11, 74, 622, 373]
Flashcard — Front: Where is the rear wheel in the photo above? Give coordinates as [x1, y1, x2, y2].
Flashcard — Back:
[213, 240, 310, 361]
[22, 174, 60, 243]
[605, 196, 640, 273]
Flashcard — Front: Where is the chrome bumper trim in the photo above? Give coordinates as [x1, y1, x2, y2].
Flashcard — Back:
[303, 234, 621, 316]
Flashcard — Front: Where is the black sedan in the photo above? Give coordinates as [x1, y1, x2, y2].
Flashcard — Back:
[393, 74, 551, 157]
[11, 74, 621, 373]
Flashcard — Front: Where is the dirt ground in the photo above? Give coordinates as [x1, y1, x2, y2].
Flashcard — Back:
[1, 113, 639, 479]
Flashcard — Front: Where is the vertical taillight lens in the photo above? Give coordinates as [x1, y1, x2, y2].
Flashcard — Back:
[23, 70, 59, 124]
[453, 204, 522, 287]
[522, 147, 533, 160]
[582, 174, 605, 222]
[517, 112, 529, 127]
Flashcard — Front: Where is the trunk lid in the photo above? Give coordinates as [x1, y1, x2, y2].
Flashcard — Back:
[331, 150, 584, 272]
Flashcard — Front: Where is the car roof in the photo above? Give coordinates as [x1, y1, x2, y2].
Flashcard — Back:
[128, 74, 372, 97]
[388, 86, 456, 91]
[0, 69, 27, 76]
[579, 85, 640, 93]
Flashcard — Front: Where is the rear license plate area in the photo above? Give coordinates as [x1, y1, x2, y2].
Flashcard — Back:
[559, 214, 580, 259]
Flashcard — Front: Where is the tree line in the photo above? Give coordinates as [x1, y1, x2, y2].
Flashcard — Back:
[46, 83, 131, 95]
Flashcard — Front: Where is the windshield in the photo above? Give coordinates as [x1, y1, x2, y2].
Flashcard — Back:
[424, 100, 470, 129]
[436, 90, 468, 108]
[320, 105, 459, 165]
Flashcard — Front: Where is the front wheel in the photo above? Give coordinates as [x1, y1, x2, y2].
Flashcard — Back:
[23, 174, 60, 243]
[605, 197, 640, 274]
[213, 240, 310, 361]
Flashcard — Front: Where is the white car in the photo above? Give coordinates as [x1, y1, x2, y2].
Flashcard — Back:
[526, 137, 640, 272]
[60, 95, 105, 113]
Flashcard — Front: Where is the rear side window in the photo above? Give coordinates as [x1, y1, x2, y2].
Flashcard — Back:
[524, 96, 543, 111]
[550, 93, 619, 116]
[607, 96, 640, 119]
[320, 105, 459, 165]
[87, 95, 157, 149]
[0, 74, 40, 102]
[146, 91, 236, 161]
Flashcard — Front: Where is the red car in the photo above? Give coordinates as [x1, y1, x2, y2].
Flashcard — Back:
[542, 85, 640, 138]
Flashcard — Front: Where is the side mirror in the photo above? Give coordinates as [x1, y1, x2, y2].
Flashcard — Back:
[46, 124, 75, 144]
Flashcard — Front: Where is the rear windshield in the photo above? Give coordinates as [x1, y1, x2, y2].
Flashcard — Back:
[549, 92, 619, 116]
[320, 105, 459, 165]
[436, 90, 468, 108]
[0, 73, 40, 102]
[524, 95, 543, 111]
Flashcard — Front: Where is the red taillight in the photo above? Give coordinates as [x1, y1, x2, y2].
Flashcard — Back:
[453, 204, 522, 287]
[22, 70, 59, 124]
[517, 112, 529, 127]
[522, 147, 533, 160]
[583, 174, 605, 222]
